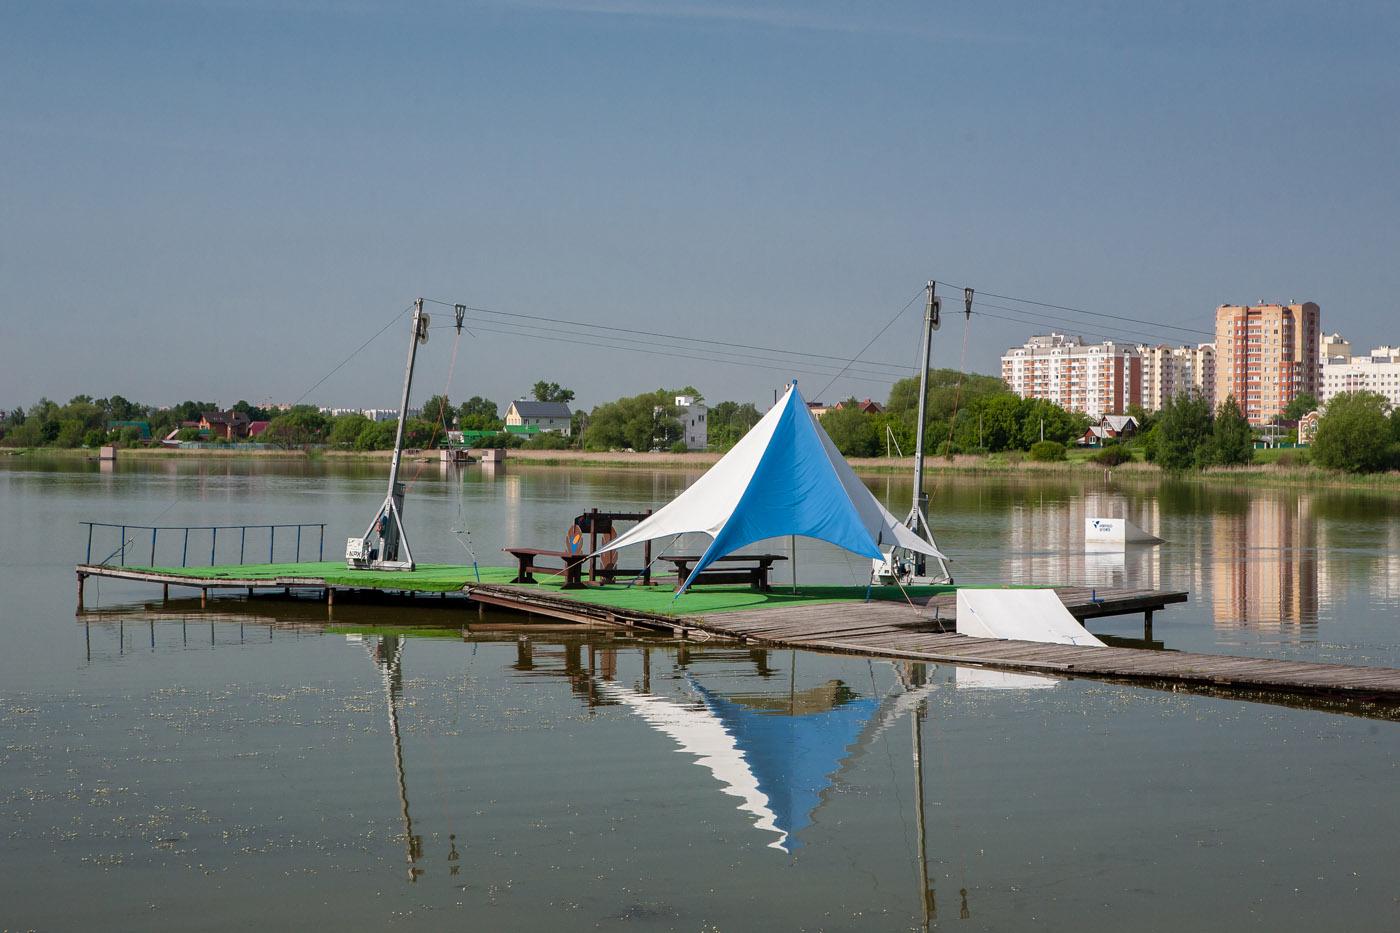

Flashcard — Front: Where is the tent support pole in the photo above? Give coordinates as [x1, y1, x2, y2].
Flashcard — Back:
[790, 535, 797, 593]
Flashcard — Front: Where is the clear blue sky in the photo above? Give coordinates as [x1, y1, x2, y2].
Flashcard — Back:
[3, 1, 1396, 413]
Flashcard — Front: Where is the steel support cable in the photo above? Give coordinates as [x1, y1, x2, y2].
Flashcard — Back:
[813, 288, 926, 400]
[436, 315, 914, 381]
[452, 320, 906, 386]
[293, 304, 415, 406]
[421, 297, 917, 371]
[971, 303, 1199, 348]
[939, 283, 1215, 339]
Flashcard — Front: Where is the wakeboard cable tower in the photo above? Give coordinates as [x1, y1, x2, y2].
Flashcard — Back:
[346, 299, 433, 571]
[872, 280, 963, 586]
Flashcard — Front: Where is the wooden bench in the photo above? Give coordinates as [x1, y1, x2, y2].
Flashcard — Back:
[660, 554, 787, 592]
[503, 547, 586, 590]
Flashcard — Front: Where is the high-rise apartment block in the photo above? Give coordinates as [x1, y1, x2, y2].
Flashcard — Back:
[1001, 334, 1141, 419]
[1213, 302, 1320, 425]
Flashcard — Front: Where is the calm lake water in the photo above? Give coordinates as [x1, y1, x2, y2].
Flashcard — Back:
[2, 456, 1398, 931]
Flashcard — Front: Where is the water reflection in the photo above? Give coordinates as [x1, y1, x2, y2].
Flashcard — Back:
[1211, 493, 1320, 630]
[1005, 490, 1162, 590]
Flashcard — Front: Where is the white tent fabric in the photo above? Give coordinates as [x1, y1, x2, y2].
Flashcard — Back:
[594, 383, 945, 591]
[955, 589, 1106, 647]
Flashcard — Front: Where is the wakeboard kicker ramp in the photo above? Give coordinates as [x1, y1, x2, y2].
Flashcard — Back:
[1084, 516, 1164, 548]
[955, 589, 1107, 647]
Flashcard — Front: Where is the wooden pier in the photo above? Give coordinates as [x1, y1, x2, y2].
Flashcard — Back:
[75, 561, 1400, 705]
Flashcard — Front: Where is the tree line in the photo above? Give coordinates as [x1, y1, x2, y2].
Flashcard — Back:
[9, 377, 1396, 473]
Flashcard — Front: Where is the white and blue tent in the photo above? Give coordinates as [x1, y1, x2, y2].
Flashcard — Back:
[596, 382, 947, 595]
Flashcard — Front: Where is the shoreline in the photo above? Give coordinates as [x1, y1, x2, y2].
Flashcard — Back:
[7, 444, 1400, 491]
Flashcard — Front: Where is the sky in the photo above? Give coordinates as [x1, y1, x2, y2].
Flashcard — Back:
[2, 0, 1397, 414]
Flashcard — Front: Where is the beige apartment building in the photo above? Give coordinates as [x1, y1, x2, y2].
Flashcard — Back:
[1001, 334, 1141, 419]
[1214, 302, 1321, 425]
[1137, 343, 1217, 411]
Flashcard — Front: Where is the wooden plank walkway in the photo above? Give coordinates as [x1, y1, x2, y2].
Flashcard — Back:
[464, 582, 1400, 703]
[74, 561, 1400, 704]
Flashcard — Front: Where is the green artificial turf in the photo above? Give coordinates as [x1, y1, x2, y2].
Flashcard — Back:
[128, 560, 1044, 617]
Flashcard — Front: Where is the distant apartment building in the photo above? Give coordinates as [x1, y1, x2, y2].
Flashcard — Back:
[352, 408, 420, 423]
[1320, 340, 1400, 406]
[1001, 334, 1141, 419]
[675, 395, 708, 450]
[1135, 343, 1219, 411]
[1213, 302, 1321, 425]
[1193, 343, 1217, 408]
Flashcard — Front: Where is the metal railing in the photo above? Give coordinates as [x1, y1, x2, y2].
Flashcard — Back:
[81, 522, 326, 568]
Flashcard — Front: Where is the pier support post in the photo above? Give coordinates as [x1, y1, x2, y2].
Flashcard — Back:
[326, 588, 335, 606]
[1143, 610, 1154, 640]
[200, 588, 208, 608]
[162, 583, 169, 602]
[77, 573, 85, 613]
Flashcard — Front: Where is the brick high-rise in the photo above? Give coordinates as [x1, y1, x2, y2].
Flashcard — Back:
[1213, 302, 1320, 425]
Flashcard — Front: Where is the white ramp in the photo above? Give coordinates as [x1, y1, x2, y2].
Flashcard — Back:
[955, 589, 1106, 647]
[1085, 517, 1163, 548]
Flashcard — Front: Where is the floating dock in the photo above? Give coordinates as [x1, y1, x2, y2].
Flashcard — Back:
[76, 560, 1400, 704]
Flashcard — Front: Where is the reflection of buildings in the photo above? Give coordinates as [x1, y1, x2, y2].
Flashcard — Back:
[1005, 492, 1161, 589]
[1210, 494, 1319, 629]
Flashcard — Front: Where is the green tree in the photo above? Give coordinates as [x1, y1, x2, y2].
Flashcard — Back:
[886, 369, 1007, 422]
[458, 396, 500, 430]
[869, 410, 914, 457]
[262, 407, 329, 449]
[581, 388, 693, 451]
[329, 413, 372, 449]
[1283, 392, 1319, 422]
[707, 401, 763, 450]
[1201, 395, 1255, 466]
[421, 394, 455, 429]
[531, 381, 575, 404]
[1311, 392, 1394, 473]
[820, 401, 879, 457]
[1153, 391, 1214, 471]
[354, 421, 397, 450]
[1016, 397, 1087, 449]
[403, 418, 438, 448]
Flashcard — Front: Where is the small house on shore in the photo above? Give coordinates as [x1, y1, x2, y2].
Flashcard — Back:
[505, 400, 573, 436]
[1078, 414, 1139, 447]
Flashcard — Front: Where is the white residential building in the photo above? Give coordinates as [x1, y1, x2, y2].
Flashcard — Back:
[1001, 334, 1142, 419]
[675, 395, 708, 450]
[1320, 342, 1400, 406]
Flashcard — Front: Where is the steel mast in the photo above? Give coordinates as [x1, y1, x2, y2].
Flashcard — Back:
[904, 281, 952, 583]
[347, 298, 430, 571]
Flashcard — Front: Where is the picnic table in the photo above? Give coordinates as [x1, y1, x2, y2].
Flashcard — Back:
[658, 553, 788, 592]
[503, 547, 586, 590]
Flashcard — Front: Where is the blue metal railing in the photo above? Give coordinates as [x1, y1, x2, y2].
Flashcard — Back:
[81, 522, 326, 568]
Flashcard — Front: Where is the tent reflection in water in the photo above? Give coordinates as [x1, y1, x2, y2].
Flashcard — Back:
[594, 381, 947, 595]
[598, 670, 932, 853]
